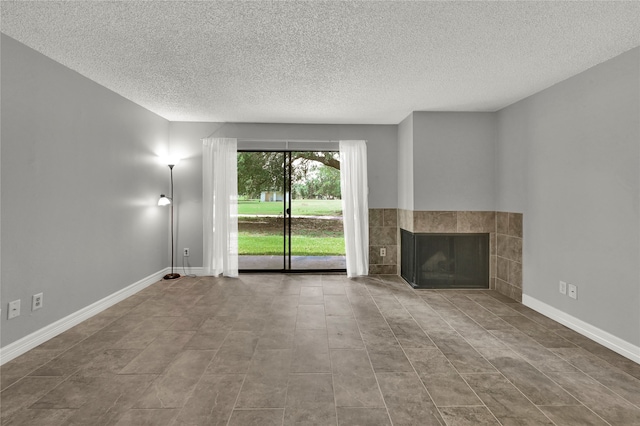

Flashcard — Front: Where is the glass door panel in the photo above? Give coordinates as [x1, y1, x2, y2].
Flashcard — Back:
[289, 151, 346, 270]
[237, 151, 286, 270]
[237, 150, 346, 272]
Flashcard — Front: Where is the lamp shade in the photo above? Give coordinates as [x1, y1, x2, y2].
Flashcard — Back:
[158, 194, 171, 206]
[160, 155, 181, 167]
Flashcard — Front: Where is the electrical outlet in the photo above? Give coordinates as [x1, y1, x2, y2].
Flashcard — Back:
[183, 248, 190, 257]
[8, 300, 21, 319]
[380, 247, 386, 257]
[32, 293, 43, 311]
[559, 280, 567, 295]
[568, 284, 577, 299]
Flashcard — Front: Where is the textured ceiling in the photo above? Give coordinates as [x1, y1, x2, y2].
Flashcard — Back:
[2, 1, 639, 124]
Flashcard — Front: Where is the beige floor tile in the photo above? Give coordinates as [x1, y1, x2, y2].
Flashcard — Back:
[0, 377, 64, 423]
[290, 329, 330, 373]
[299, 286, 324, 305]
[331, 349, 384, 407]
[1, 408, 75, 426]
[538, 405, 608, 426]
[463, 373, 554, 425]
[324, 294, 353, 316]
[1, 349, 62, 385]
[376, 372, 443, 425]
[296, 304, 327, 329]
[479, 346, 578, 406]
[336, 407, 391, 425]
[428, 329, 497, 373]
[322, 281, 347, 295]
[236, 349, 292, 408]
[383, 309, 435, 348]
[114, 408, 178, 425]
[368, 347, 414, 372]
[59, 374, 156, 425]
[174, 374, 244, 425]
[546, 371, 640, 425]
[133, 350, 215, 408]
[111, 316, 178, 349]
[326, 316, 364, 349]
[118, 331, 195, 374]
[284, 373, 336, 425]
[439, 406, 500, 425]
[205, 331, 259, 374]
[257, 330, 296, 349]
[228, 408, 284, 425]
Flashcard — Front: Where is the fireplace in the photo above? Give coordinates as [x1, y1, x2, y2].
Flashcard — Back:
[401, 230, 489, 289]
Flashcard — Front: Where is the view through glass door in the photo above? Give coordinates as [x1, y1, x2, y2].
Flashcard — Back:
[237, 151, 346, 272]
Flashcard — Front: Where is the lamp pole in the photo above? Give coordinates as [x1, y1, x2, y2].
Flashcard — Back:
[164, 164, 180, 280]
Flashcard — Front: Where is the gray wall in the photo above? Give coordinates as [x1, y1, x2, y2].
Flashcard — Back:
[1, 35, 170, 347]
[412, 112, 497, 211]
[168, 122, 398, 268]
[397, 113, 414, 210]
[497, 47, 640, 345]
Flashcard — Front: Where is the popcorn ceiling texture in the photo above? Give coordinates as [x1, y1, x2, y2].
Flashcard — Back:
[1, 1, 639, 123]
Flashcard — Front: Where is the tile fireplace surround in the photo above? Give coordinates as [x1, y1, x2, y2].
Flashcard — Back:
[369, 209, 523, 302]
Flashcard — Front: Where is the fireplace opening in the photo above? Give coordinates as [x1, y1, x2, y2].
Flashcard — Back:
[401, 230, 489, 289]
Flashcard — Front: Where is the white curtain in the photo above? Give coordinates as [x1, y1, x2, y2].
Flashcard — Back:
[203, 138, 238, 277]
[339, 140, 369, 277]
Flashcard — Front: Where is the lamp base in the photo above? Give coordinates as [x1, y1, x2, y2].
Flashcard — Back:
[163, 273, 181, 280]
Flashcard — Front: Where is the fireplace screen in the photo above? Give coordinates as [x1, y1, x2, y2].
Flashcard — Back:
[401, 231, 489, 289]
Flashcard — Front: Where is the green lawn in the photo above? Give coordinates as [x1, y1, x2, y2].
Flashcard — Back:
[239, 234, 345, 256]
[238, 199, 342, 216]
[238, 205, 344, 255]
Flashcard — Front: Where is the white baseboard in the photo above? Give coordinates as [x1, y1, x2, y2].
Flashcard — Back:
[522, 295, 640, 364]
[0, 268, 171, 365]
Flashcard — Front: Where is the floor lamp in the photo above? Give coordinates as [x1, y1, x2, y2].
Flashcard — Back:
[159, 159, 180, 280]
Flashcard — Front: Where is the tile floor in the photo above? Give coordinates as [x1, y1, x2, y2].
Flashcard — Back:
[1, 274, 640, 425]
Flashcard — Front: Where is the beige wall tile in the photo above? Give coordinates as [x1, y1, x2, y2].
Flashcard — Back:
[509, 261, 522, 288]
[507, 237, 523, 262]
[457, 211, 496, 233]
[496, 257, 509, 282]
[508, 213, 523, 238]
[369, 245, 398, 266]
[413, 211, 457, 233]
[383, 246, 398, 265]
[496, 212, 508, 234]
[495, 279, 512, 300]
[490, 255, 497, 280]
[369, 209, 399, 273]
[369, 246, 383, 265]
[497, 235, 522, 263]
[369, 264, 397, 275]
[369, 227, 397, 246]
[383, 209, 398, 228]
[496, 235, 508, 259]
[398, 209, 412, 232]
[490, 233, 496, 256]
[369, 209, 383, 227]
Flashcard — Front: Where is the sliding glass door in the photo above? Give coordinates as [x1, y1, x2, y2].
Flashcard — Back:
[237, 151, 346, 272]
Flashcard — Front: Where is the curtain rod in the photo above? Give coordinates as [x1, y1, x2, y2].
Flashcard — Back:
[237, 138, 339, 144]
